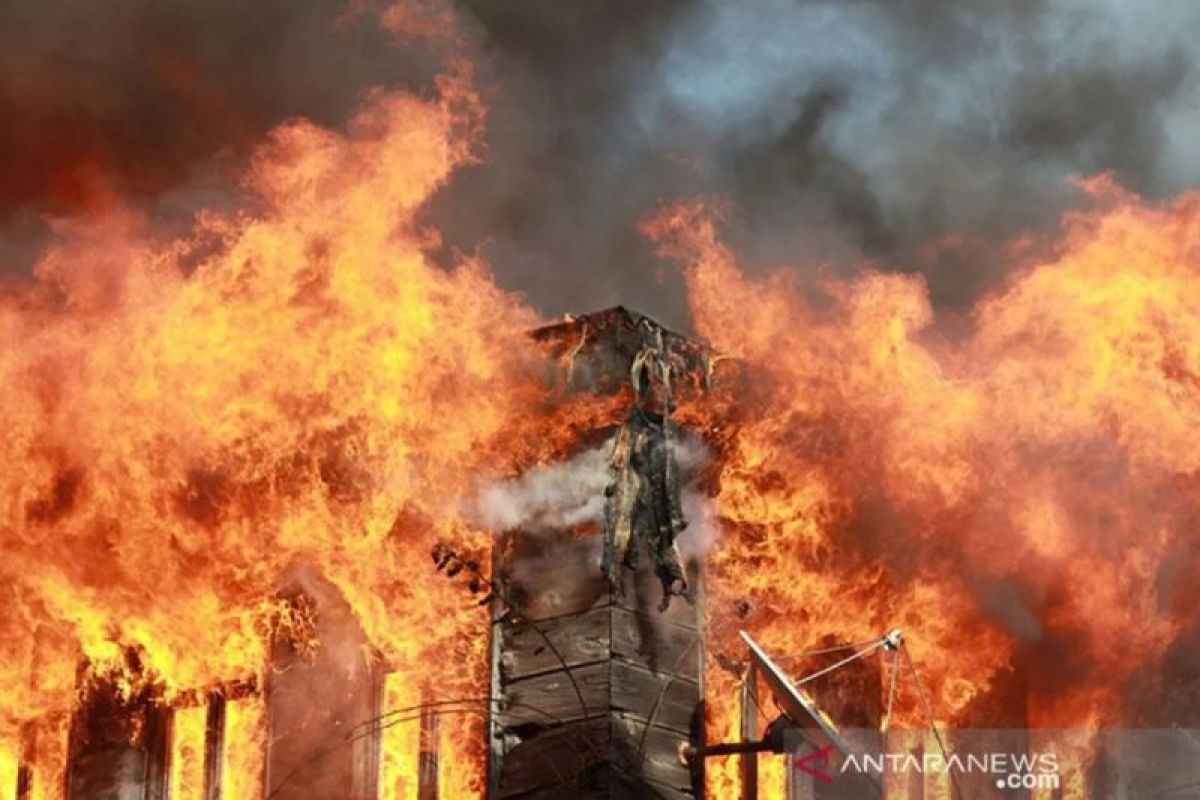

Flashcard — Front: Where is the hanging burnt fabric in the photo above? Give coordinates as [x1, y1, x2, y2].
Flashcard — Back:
[603, 321, 692, 611]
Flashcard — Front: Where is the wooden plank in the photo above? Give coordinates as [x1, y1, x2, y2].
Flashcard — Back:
[498, 719, 605, 798]
[498, 664, 608, 729]
[610, 607, 701, 681]
[501, 607, 611, 682]
[500, 718, 698, 800]
[611, 661, 701, 735]
[612, 717, 695, 793]
[507, 552, 610, 623]
[498, 662, 702, 738]
[202, 692, 224, 800]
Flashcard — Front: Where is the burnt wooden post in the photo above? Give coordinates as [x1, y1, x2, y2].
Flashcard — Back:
[417, 691, 439, 800]
[140, 703, 170, 800]
[16, 724, 34, 800]
[202, 693, 225, 800]
[488, 308, 713, 800]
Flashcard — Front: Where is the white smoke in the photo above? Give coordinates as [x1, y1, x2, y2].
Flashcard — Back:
[469, 443, 612, 534]
[467, 433, 714, 541]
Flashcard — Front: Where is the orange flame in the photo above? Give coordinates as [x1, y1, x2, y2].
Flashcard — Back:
[2, 4, 1196, 796]
[0, 50, 546, 796]
[646, 180, 1199, 797]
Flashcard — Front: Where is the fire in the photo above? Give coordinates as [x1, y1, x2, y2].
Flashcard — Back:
[0, 48, 547, 799]
[645, 179, 1200, 797]
[0, 741, 15, 800]
[224, 699, 266, 800]
[169, 706, 206, 800]
[2, 2, 1197, 797]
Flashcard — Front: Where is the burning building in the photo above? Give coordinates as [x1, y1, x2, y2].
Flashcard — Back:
[5, 11, 1200, 799]
[5, 306, 718, 800]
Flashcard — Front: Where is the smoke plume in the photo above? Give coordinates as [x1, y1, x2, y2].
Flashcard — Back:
[4, 1, 1200, 329]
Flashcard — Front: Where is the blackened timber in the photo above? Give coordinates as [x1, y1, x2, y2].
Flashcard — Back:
[418, 694, 440, 800]
[500, 607, 611, 681]
[492, 529, 705, 799]
[203, 692, 225, 800]
[141, 700, 170, 800]
[17, 721, 36, 800]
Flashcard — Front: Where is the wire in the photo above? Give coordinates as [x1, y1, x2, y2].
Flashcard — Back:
[901, 644, 965, 800]
[773, 639, 883, 662]
[263, 704, 488, 800]
[795, 639, 884, 686]
[881, 646, 900, 734]
[264, 695, 586, 800]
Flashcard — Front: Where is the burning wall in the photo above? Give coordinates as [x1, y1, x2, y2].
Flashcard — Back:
[0, 69, 544, 799]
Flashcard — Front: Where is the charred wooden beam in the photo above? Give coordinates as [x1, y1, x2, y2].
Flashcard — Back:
[417, 689, 440, 800]
[141, 701, 170, 800]
[491, 527, 705, 799]
[202, 691, 225, 800]
[16, 721, 38, 800]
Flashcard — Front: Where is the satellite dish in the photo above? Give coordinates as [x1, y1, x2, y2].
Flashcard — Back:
[740, 632, 849, 749]
[681, 629, 907, 798]
[740, 630, 885, 795]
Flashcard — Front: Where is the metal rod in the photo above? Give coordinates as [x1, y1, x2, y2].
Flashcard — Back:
[682, 739, 777, 762]
[795, 639, 883, 686]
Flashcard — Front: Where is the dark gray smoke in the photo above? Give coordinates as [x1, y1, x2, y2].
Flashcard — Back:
[435, 0, 1200, 330]
[3, 0, 1200, 330]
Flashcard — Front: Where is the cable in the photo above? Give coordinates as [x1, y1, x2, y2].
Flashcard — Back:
[795, 639, 884, 686]
[264, 696, 584, 800]
[881, 646, 900, 733]
[901, 644, 965, 800]
[773, 639, 883, 662]
[528, 621, 593, 725]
